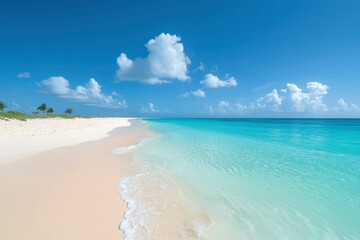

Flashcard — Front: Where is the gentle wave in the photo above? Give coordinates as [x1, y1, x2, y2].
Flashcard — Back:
[119, 162, 212, 240]
[112, 144, 140, 155]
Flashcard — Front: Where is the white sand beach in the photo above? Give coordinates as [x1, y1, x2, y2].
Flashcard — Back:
[0, 117, 148, 240]
[0, 118, 132, 164]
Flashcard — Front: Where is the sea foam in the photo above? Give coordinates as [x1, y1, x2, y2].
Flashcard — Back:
[119, 162, 211, 240]
[112, 144, 139, 155]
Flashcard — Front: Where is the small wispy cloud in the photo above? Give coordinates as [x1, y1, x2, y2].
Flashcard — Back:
[333, 98, 359, 112]
[198, 62, 205, 71]
[17, 72, 30, 79]
[140, 103, 160, 113]
[12, 102, 20, 109]
[200, 73, 237, 88]
[207, 100, 245, 114]
[181, 89, 206, 98]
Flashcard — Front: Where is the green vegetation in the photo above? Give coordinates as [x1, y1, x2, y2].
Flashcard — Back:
[46, 108, 54, 114]
[0, 101, 7, 112]
[0, 111, 77, 121]
[0, 100, 78, 121]
[0, 111, 29, 121]
[65, 108, 73, 115]
[38, 113, 76, 119]
[37, 103, 47, 114]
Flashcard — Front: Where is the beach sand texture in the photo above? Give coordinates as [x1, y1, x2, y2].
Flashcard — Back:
[0, 118, 132, 164]
[0, 118, 147, 240]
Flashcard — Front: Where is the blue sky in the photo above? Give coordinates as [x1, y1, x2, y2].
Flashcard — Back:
[1, 0, 360, 117]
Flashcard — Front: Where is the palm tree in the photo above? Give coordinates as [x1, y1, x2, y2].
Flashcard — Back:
[37, 103, 47, 114]
[0, 101, 7, 112]
[65, 108, 73, 115]
[46, 108, 54, 114]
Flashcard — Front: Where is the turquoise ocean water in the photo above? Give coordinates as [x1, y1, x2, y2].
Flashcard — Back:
[120, 119, 360, 240]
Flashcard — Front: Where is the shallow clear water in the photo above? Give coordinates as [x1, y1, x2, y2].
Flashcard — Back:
[122, 119, 360, 240]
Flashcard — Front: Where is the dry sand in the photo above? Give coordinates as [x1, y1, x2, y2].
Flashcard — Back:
[0, 118, 149, 240]
[0, 117, 132, 164]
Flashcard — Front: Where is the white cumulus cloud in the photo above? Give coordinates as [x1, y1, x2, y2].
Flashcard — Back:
[200, 73, 237, 88]
[253, 89, 282, 112]
[307, 81, 329, 95]
[17, 72, 30, 79]
[333, 98, 359, 112]
[251, 82, 329, 113]
[181, 89, 206, 98]
[287, 82, 328, 112]
[206, 81, 331, 115]
[337, 98, 349, 111]
[40, 76, 127, 108]
[116, 33, 190, 84]
[206, 81, 360, 116]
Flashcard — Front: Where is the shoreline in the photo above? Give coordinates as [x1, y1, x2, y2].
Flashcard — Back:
[0, 118, 151, 240]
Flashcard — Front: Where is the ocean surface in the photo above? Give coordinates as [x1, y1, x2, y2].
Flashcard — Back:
[120, 119, 360, 240]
